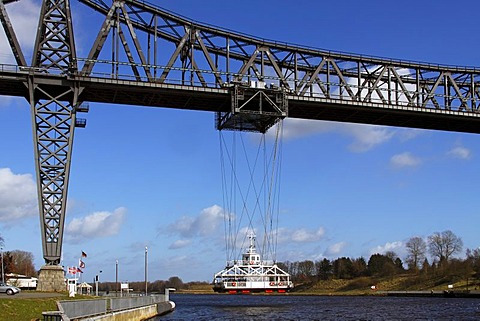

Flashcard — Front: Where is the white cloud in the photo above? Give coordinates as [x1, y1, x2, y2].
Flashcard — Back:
[397, 129, 423, 142]
[167, 204, 227, 238]
[325, 241, 347, 256]
[447, 146, 471, 160]
[369, 241, 404, 256]
[169, 239, 192, 249]
[281, 119, 336, 139]
[0, 168, 37, 222]
[277, 226, 326, 243]
[65, 207, 126, 243]
[282, 119, 396, 152]
[390, 152, 421, 168]
[344, 124, 395, 152]
[291, 227, 325, 242]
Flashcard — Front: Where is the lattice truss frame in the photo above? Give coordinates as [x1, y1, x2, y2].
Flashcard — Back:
[79, 0, 480, 114]
[28, 0, 83, 264]
[29, 81, 82, 264]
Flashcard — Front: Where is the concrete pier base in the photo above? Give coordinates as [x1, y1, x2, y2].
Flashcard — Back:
[37, 265, 65, 292]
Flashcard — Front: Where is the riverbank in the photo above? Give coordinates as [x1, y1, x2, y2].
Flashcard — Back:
[379, 290, 480, 298]
[178, 274, 480, 296]
[175, 289, 480, 298]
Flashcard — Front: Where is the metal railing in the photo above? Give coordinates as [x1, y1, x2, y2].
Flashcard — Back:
[43, 295, 168, 321]
[59, 299, 107, 319]
[110, 294, 166, 312]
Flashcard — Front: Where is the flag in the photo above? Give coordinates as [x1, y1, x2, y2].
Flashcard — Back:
[76, 267, 83, 273]
[81, 251, 87, 258]
[79, 259, 85, 269]
[68, 267, 77, 275]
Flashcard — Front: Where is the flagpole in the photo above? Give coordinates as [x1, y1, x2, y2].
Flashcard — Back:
[80, 251, 87, 294]
[80, 258, 83, 286]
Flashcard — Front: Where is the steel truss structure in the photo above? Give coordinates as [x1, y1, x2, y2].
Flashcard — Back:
[77, 0, 480, 133]
[29, 0, 87, 265]
[1, 0, 87, 265]
[2, 0, 480, 265]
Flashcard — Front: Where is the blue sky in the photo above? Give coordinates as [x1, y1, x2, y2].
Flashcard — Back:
[0, 0, 479, 283]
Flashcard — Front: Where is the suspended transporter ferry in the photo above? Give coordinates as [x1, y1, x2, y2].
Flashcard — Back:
[213, 235, 294, 294]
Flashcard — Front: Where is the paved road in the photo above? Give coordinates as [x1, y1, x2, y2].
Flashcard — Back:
[0, 291, 67, 299]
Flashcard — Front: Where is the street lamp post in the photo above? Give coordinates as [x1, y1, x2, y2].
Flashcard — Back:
[115, 260, 118, 297]
[1, 247, 4, 283]
[145, 246, 148, 296]
[95, 270, 102, 296]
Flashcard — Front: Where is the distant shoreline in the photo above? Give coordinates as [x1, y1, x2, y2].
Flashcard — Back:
[175, 289, 480, 298]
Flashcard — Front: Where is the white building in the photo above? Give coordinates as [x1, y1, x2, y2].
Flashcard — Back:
[6, 273, 38, 289]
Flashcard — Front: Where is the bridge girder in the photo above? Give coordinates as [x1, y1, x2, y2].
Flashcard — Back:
[75, 0, 480, 122]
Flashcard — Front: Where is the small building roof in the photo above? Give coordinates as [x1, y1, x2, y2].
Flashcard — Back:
[78, 282, 93, 288]
[5, 273, 37, 280]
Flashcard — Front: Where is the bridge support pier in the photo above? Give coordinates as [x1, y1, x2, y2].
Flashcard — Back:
[29, 0, 80, 292]
[37, 265, 65, 292]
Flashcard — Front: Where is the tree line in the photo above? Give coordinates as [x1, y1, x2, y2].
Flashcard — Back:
[0, 233, 194, 292]
[97, 276, 196, 293]
[1, 250, 37, 278]
[277, 230, 480, 284]
[1, 230, 479, 289]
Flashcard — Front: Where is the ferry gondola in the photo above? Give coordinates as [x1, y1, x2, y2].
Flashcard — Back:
[213, 234, 293, 294]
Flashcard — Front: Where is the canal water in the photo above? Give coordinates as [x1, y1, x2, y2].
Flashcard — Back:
[152, 293, 480, 320]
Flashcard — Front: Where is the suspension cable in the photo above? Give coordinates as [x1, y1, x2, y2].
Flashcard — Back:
[219, 120, 284, 265]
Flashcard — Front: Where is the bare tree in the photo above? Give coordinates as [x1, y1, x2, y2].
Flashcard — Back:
[405, 236, 426, 270]
[10, 250, 36, 277]
[428, 230, 463, 263]
[466, 248, 480, 276]
[298, 260, 315, 280]
[385, 251, 398, 261]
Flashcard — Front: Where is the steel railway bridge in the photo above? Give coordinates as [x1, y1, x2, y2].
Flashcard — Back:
[2, 0, 480, 290]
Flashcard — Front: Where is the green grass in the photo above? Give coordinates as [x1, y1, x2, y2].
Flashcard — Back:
[0, 292, 84, 321]
[292, 274, 480, 295]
